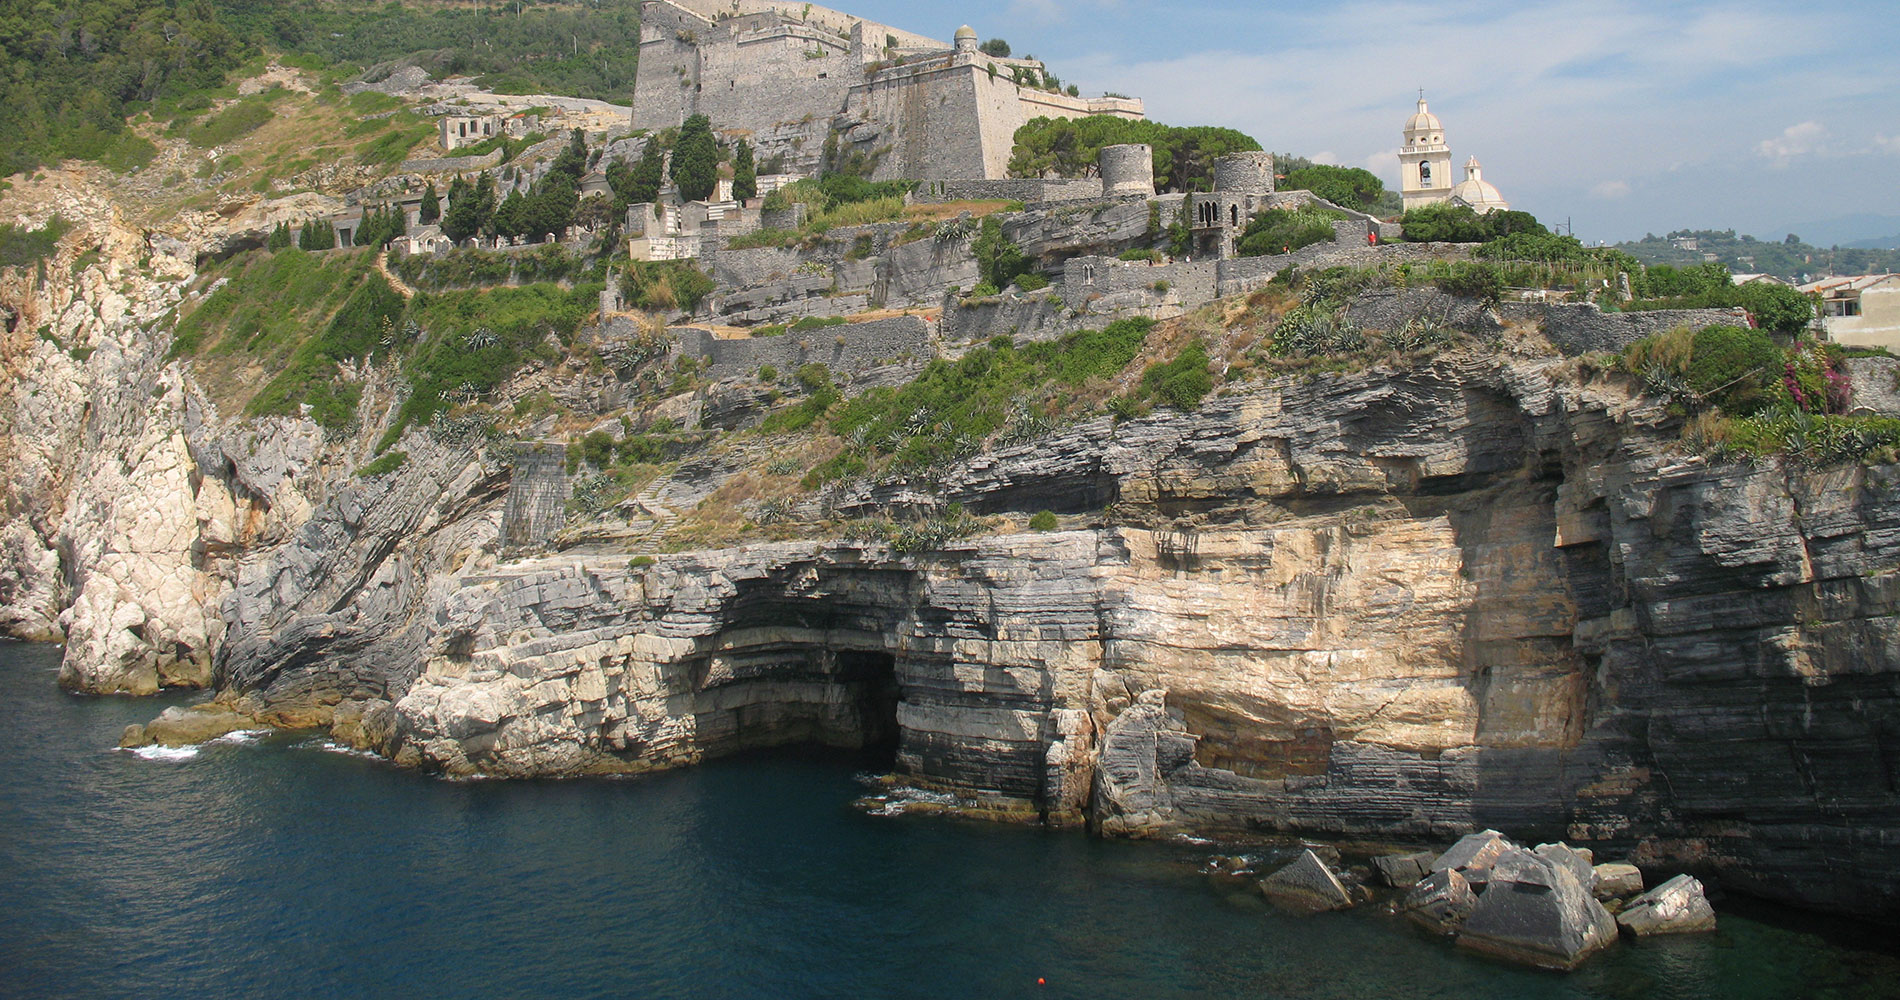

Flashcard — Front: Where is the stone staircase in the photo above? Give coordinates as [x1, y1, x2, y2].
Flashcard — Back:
[624, 473, 679, 546]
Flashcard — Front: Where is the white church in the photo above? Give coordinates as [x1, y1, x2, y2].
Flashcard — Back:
[1399, 94, 1510, 214]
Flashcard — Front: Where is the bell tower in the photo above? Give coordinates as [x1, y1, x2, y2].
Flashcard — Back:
[1399, 92, 1453, 212]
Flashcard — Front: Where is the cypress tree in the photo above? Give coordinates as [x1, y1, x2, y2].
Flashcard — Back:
[670, 114, 718, 202]
[420, 182, 440, 224]
[628, 140, 665, 205]
[732, 139, 757, 202]
[267, 221, 291, 251]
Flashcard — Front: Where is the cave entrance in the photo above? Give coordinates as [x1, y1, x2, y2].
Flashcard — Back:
[691, 638, 902, 768]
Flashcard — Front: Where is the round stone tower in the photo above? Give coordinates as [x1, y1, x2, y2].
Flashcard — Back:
[1213, 152, 1276, 195]
[954, 25, 978, 54]
[1099, 144, 1156, 198]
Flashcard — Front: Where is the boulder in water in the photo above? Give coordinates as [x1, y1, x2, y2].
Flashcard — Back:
[1592, 863, 1644, 900]
[1431, 829, 1513, 876]
[1616, 875, 1716, 936]
[1455, 848, 1618, 970]
[120, 704, 256, 748]
[1402, 867, 1476, 934]
[1373, 850, 1436, 888]
[1259, 849, 1354, 913]
[1535, 842, 1597, 893]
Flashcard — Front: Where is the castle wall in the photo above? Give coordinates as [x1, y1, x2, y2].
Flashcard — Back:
[912, 179, 1105, 205]
[673, 315, 933, 379]
[632, 2, 707, 131]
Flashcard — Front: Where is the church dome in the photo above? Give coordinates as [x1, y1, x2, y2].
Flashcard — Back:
[955, 25, 977, 40]
[1450, 156, 1509, 212]
[1405, 97, 1442, 136]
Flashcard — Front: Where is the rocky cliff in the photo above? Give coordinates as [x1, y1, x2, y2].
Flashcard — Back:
[5, 190, 1899, 921]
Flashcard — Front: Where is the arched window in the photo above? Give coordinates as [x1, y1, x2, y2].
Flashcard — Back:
[1419, 162, 1433, 187]
[1230, 204, 1239, 228]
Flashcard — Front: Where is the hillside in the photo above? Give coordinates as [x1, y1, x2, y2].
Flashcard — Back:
[1615, 228, 1900, 280]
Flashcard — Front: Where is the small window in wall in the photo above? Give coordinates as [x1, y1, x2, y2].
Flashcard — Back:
[1231, 204, 1239, 228]
[1419, 162, 1432, 187]
[1083, 264, 1096, 285]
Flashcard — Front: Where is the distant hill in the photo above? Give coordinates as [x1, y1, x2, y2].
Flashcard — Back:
[1612, 230, 1900, 282]
[1844, 235, 1900, 251]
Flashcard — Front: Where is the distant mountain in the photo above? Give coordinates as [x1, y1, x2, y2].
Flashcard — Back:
[1773, 213, 1900, 250]
[1844, 235, 1900, 251]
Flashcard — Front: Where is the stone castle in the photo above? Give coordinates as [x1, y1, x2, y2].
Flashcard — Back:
[631, 0, 1144, 180]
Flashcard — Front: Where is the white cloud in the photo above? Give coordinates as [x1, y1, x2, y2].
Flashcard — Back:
[1309, 151, 1341, 165]
[1876, 134, 1900, 154]
[1590, 180, 1631, 200]
[1757, 121, 1830, 166]
[1363, 150, 1400, 175]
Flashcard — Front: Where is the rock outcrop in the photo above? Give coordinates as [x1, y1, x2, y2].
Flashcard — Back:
[8, 197, 1900, 923]
[1259, 849, 1355, 913]
[1454, 848, 1620, 970]
[1616, 874, 1717, 935]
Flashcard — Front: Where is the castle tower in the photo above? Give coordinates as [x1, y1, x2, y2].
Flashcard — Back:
[1399, 94, 1453, 212]
[1099, 144, 1156, 198]
[954, 25, 978, 54]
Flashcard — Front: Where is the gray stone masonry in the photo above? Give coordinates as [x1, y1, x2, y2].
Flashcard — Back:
[1502, 302, 1751, 356]
[1845, 355, 1900, 414]
[399, 150, 504, 175]
[673, 315, 931, 380]
[911, 178, 1107, 206]
[500, 444, 569, 550]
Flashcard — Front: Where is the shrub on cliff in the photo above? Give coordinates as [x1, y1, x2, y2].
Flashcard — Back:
[1140, 342, 1214, 410]
[1686, 325, 1783, 415]
[1236, 206, 1345, 258]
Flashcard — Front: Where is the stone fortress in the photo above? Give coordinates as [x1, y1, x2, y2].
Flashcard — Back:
[632, 0, 1144, 181]
[1399, 93, 1509, 213]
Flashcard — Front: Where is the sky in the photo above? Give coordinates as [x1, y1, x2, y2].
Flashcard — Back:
[839, 0, 1900, 245]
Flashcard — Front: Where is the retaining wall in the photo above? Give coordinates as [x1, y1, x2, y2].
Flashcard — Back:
[674, 315, 933, 380]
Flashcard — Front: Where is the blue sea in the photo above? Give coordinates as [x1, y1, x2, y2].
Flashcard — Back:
[1, 639, 1894, 999]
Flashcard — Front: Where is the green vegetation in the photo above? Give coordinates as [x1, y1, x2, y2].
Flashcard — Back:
[0, 217, 74, 269]
[732, 139, 757, 202]
[384, 281, 602, 448]
[186, 96, 278, 148]
[0, 0, 248, 177]
[247, 263, 406, 429]
[1236, 206, 1348, 258]
[1280, 164, 1390, 215]
[798, 318, 1154, 486]
[621, 260, 715, 313]
[396, 245, 601, 291]
[979, 38, 1011, 57]
[298, 218, 337, 251]
[1623, 326, 1897, 464]
[1400, 204, 1546, 244]
[1622, 262, 1817, 335]
[1008, 116, 1262, 193]
[1139, 341, 1213, 410]
[355, 450, 408, 478]
[1028, 510, 1058, 531]
[214, 0, 643, 102]
[671, 114, 719, 203]
[972, 217, 1030, 291]
[760, 364, 841, 433]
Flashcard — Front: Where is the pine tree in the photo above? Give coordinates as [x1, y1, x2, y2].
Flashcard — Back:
[670, 114, 718, 202]
[732, 139, 757, 202]
[420, 182, 440, 225]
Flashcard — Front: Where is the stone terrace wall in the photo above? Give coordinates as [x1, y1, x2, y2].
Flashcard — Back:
[913, 178, 1107, 205]
[1846, 356, 1900, 415]
[1216, 230, 1475, 297]
[1502, 303, 1750, 356]
[675, 316, 932, 380]
[399, 150, 504, 175]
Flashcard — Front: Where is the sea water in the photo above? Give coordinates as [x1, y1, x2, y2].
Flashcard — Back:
[2, 640, 1894, 1000]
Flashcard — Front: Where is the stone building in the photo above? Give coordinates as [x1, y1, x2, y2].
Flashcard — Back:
[1399, 95, 1510, 213]
[631, 0, 1144, 181]
[1186, 152, 1276, 260]
[440, 114, 504, 151]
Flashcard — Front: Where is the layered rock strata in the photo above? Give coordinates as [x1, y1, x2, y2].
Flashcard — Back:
[181, 349, 1900, 917]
